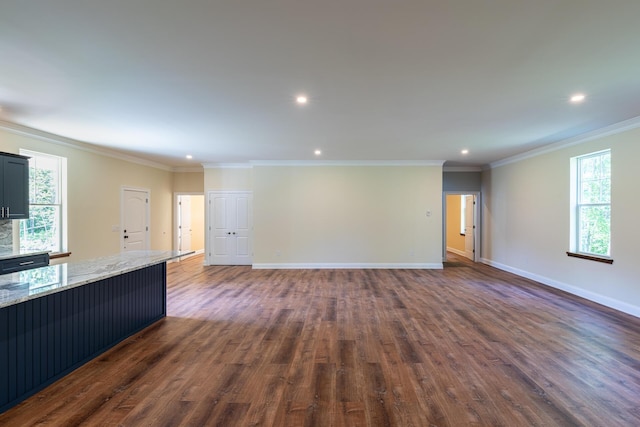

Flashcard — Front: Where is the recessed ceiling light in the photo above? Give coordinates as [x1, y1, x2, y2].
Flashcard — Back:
[186, 154, 193, 159]
[570, 93, 586, 103]
[296, 95, 308, 105]
[461, 149, 469, 155]
[314, 149, 322, 156]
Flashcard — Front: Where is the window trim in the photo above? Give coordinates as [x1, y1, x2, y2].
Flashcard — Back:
[566, 251, 613, 264]
[569, 149, 612, 262]
[18, 149, 68, 254]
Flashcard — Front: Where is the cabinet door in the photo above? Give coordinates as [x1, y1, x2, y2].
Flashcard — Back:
[2, 156, 29, 219]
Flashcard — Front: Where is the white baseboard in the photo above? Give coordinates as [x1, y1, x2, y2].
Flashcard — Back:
[252, 262, 443, 270]
[480, 257, 640, 318]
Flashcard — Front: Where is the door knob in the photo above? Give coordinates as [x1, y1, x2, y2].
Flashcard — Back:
[124, 236, 129, 239]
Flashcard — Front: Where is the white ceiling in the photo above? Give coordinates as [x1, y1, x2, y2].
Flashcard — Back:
[2, 0, 640, 168]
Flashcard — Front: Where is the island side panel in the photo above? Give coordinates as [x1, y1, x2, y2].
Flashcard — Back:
[0, 262, 167, 413]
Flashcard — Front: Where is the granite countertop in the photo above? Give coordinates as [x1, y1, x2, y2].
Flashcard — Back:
[0, 249, 50, 261]
[0, 250, 194, 308]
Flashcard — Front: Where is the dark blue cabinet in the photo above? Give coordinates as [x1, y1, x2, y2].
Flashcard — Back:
[0, 152, 30, 220]
[0, 253, 50, 274]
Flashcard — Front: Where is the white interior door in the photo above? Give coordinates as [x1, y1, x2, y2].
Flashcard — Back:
[122, 188, 150, 251]
[178, 195, 192, 251]
[464, 195, 475, 261]
[208, 192, 252, 265]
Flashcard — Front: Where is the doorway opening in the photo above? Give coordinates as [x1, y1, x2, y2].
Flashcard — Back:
[443, 192, 480, 263]
[175, 193, 205, 256]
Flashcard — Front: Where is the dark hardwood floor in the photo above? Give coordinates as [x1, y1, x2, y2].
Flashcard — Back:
[1, 253, 640, 426]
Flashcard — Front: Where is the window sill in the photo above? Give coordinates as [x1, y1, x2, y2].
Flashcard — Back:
[50, 252, 72, 260]
[566, 252, 613, 264]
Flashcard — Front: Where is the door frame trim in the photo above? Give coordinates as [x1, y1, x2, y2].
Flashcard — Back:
[120, 186, 151, 252]
[442, 191, 481, 262]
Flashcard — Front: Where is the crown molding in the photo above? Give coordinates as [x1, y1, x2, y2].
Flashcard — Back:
[250, 160, 446, 167]
[173, 166, 204, 173]
[443, 166, 483, 172]
[0, 120, 174, 172]
[202, 160, 447, 168]
[202, 162, 253, 169]
[489, 115, 640, 169]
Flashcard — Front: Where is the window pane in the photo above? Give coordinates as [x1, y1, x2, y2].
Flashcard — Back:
[19, 205, 61, 253]
[579, 153, 611, 204]
[29, 157, 59, 204]
[578, 205, 611, 256]
[580, 178, 611, 204]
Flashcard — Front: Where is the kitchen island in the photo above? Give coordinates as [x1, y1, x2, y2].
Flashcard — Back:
[0, 250, 192, 413]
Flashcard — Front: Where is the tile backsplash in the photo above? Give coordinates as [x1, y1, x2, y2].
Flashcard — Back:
[0, 220, 12, 251]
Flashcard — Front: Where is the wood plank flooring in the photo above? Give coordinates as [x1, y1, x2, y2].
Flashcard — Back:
[1, 253, 640, 426]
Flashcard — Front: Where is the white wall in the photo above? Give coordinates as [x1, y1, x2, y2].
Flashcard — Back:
[482, 126, 640, 316]
[251, 165, 443, 267]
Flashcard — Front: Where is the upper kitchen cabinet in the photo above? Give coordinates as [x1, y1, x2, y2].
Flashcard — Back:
[0, 152, 29, 219]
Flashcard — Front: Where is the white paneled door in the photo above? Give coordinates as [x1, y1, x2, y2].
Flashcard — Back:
[208, 191, 252, 265]
[463, 195, 476, 261]
[122, 188, 150, 251]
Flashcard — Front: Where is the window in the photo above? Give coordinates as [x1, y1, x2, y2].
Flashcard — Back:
[571, 150, 611, 257]
[19, 150, 67, 253]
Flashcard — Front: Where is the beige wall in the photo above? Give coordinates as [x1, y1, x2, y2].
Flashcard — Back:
[173, 172, 204, 192]
[204, 167, 252, 190]
[1, 127, 175, 261]
[482, 126, 640, 315]
[252, 165, 443, 266]
[446, 194, 465, 252]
